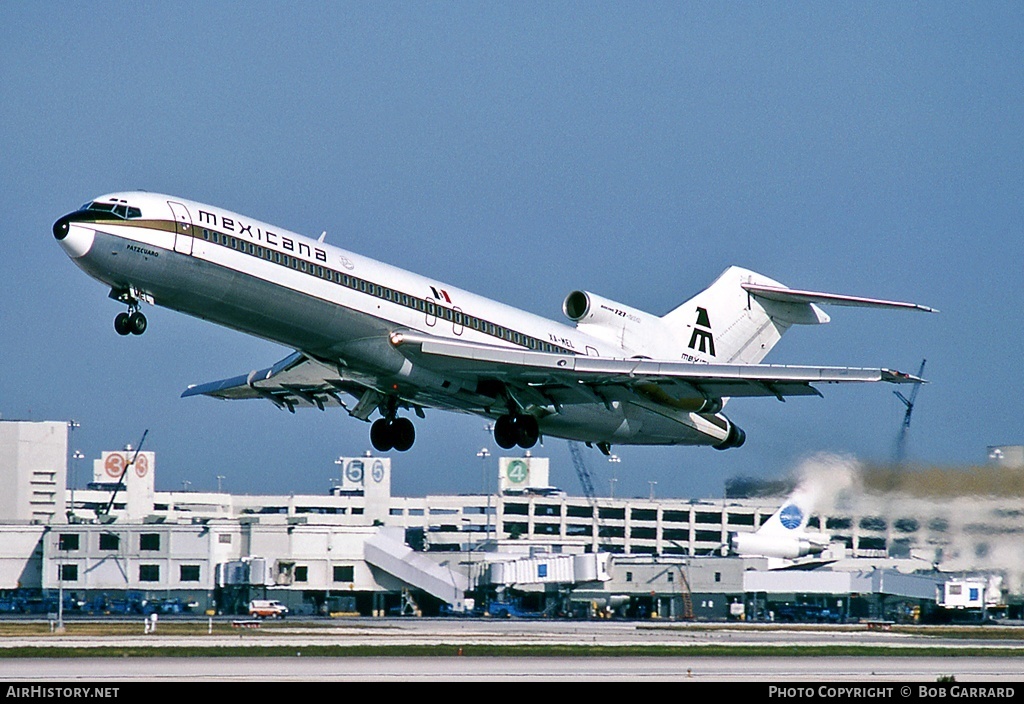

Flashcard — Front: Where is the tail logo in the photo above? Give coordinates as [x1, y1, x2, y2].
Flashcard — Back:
[780, 504, 803, 530]
[687, 307, 716, 356]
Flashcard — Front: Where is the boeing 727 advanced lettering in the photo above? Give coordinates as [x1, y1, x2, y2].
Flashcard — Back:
[54, 193, 935, 454]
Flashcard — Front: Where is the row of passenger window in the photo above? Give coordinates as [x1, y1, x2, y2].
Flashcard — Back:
[200, 228, 573, 355]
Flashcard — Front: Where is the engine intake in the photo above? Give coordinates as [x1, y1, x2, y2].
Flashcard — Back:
[562, 290, 671, 356]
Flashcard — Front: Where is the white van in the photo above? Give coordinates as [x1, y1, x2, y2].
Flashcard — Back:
[248, 599, 289, 619]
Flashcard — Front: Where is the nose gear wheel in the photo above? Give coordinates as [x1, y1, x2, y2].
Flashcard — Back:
[114, 310, 147, 336]
[111, 288, 148, 336]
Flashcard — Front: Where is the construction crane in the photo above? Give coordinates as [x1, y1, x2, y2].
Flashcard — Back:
[567, 441, 597, 506]
[98, 429, 148, 521]
[893, 359, 926, 465]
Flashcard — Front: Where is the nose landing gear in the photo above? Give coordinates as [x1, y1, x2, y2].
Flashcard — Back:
[111, 287, 148, 336]
[114, 309, 147, 336]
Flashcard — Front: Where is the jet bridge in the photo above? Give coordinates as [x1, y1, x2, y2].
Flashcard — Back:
[364, 528, 471, 611]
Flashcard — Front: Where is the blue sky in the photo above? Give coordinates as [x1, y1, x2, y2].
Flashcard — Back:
[2, 2, 1022, 500]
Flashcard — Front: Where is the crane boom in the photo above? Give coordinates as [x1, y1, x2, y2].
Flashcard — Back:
[567, 441, 597, 505]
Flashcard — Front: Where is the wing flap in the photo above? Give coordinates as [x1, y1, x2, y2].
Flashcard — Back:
[182, 351, 363, 411]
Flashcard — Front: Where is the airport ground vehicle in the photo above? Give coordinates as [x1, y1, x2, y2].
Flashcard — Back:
[248, 599, 289, 619]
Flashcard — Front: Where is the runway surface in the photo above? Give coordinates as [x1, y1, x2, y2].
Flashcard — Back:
[1, 655, 1021, 682]
[1, 619, 1022, 682]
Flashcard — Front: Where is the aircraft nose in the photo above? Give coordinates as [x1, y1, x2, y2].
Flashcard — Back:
[53, 214, 72, 240]
[53, 212, 96, 258]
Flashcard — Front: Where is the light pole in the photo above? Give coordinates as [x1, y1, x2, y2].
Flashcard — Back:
[477, 447, 491, 543]
[66, 421, 80, 521]
[57, 548, 64, 632]
[70, 450, 84, 520]
[648, 481, 658, 501]
[216, 475, 225, 493]
[608, 454, 620, 498]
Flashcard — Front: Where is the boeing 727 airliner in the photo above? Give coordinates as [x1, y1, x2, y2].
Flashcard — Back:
[54, 192, 935, 454]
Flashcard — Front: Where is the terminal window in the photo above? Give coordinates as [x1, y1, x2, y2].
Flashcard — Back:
[99, 533, 120, 550]
[295, 566, 308, 582]
[333, 565, 354, 582]
[58, 564, 78, 582]
[140, 533, 161, 551]
[139, 565, 160, 582]
[179, 565, 200, 582]
[58, 534, 79, 551]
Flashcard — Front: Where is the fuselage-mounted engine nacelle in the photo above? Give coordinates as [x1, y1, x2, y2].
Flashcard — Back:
[728, 531, 830, 560]
[563, 290, 675, 357]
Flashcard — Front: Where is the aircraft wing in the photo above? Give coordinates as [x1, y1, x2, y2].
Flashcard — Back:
[182, 331, 925, 420]
[387, 330, 924, 405]
[181, 351, 374, 414]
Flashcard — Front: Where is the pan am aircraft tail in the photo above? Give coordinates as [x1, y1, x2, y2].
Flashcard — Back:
[729, 486, 833, 561]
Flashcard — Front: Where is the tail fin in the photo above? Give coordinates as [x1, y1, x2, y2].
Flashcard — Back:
[756, 489, 815, 536]
[729, 487, 829, 559]
[660, 266, 829, 365]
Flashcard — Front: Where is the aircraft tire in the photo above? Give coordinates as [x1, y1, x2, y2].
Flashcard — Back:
[391, 417, 415, 452]
[514, 414, 539, 449]
[370, 419, 394, 452]
[114, 312, 131, 336]
[494, 415, 517, 449]
[128, 311, 147, 335]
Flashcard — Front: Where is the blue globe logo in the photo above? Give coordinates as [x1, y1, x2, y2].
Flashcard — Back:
[779, 504, 803, 530]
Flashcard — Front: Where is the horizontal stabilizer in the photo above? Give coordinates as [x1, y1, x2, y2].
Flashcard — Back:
[742, 283, 938, 314]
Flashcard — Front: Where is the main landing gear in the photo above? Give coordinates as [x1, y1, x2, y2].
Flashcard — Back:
[493, 413, 539, 450]
[370, 416, 415, 452]
[369, 397, 415, 452]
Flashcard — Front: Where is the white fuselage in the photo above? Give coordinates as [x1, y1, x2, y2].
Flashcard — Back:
[55, 191, 737, 447]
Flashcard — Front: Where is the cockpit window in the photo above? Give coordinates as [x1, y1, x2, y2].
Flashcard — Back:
[82, 201, 142, 219]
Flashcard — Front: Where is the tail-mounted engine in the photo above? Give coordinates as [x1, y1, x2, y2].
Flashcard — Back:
[729, 531, 829, 559]
[562, 290, 672, 356]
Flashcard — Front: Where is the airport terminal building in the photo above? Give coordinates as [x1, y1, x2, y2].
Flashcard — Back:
[1, 420, 1020, 621]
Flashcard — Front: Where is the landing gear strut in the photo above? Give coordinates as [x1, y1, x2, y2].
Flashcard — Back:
[493, 413, 539, 450]
[112, 289, 147, 336]
[369, 397, 416, 452]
